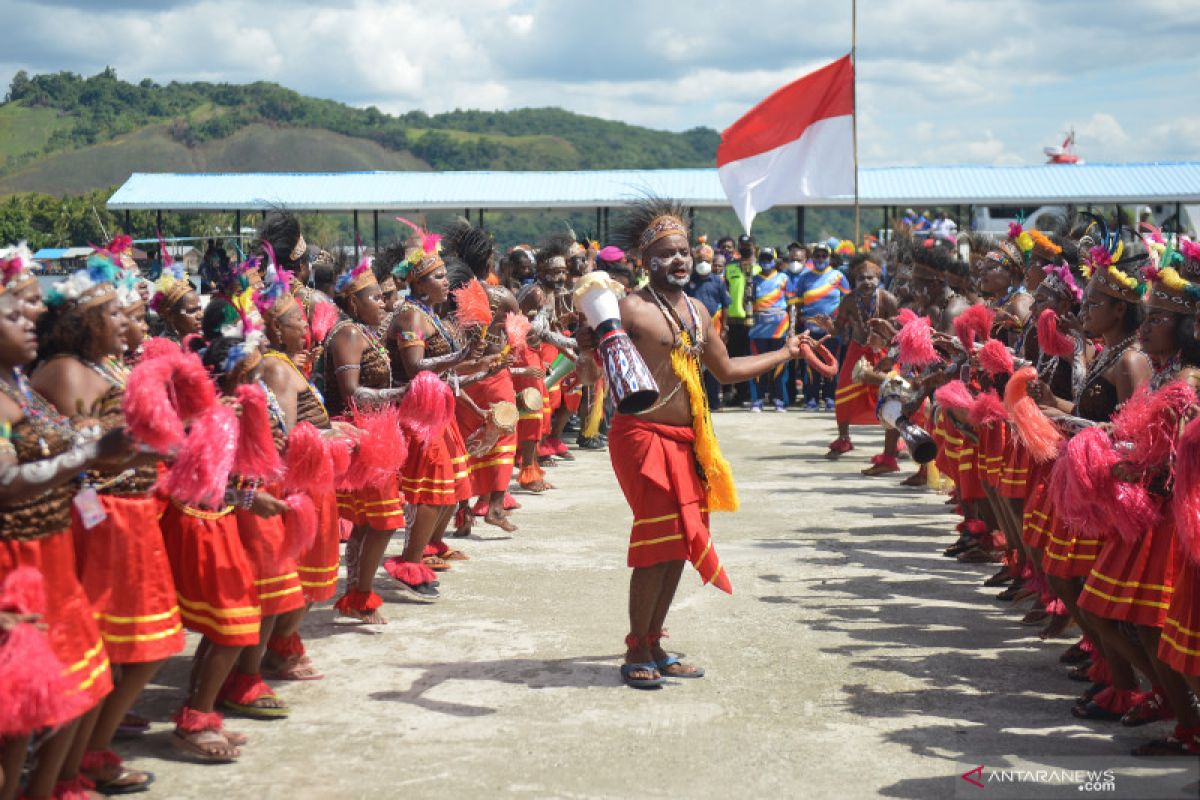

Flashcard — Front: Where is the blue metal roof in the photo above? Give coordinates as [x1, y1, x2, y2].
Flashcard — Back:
[33, 248, 72, 259]
[105, 162, 1200, 212]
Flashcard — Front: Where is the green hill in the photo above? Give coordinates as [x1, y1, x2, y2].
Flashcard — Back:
[0, 68, 721, 193]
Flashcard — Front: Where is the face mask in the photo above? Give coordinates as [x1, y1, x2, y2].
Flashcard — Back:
[814, 258, 830, 270]
[760, 260, 776, 272]
[787, 260, 803, 274]
[695, 261, 712, 276]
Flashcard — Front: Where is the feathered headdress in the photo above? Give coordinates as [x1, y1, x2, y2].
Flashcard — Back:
[45, 248, 120, 309]
[392, 217, 443, 285]
[1041, 261, 1082, 303]
[151, 239, 192, 312]
[252, 249, 298, 322]
[452, 279, 492, 328]
[0, 242, 40, 295]
[335, 256, 376, 297]
[1007, 222, 1033, 262]
[1142, 239, 1200, 314]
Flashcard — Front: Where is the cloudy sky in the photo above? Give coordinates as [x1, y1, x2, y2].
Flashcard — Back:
[3, 0, 1199, 166]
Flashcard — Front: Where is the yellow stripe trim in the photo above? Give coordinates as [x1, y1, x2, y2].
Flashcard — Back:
[66, 639, 105, 674]
[73, 657, 111, 693]
[96, 607, 180, 624]
[255, 573, 299, 586]
[102, 624, 183, 644]
[258, 585, 303, 601]
[179, 608, 261, 635]
[629, 533, 684, 549]
[1159, 630, 1200, 657]
[1081, 583, 1169, 610]
[1087, 571, 1171, 592]
[299, 577, 339, 588]
[296, 564, 340, 574]
[176, 595, 261, 618]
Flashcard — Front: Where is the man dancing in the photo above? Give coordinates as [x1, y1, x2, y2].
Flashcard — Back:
[579, 198, 803, 689]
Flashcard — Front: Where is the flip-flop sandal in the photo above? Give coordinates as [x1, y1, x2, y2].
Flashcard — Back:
[1072, 701, 1124, 722]
[262, 656, 325, 682]
[621, 662, 665, 690]
[439, 549, 470, 561]
[93, 767, 155, 795]
[171, 729, 239, 763]
[655, 654, 705, 679]
[421, 556, 451, 572]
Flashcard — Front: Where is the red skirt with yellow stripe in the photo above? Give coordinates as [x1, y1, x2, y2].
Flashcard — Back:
[513, 349, 550, 444]
[161, 502, 261, 647]
[976, 423, 1006, 489]
[236, 507, 306, 618]
[337, 477, 405, 532]
[1042, 514, 1104, 579]
[1021, 466, 1053, 550]
[834, 340, 882, 427]
[1079, 519, 1176, 627]
[945, 417, 984, 502]
[541, 342, 566, 418]
[400, 424, 472, 506]
[1159, 552, 1200, 675]
[998, 434, 1034, 500]
[609, 414, 731, 594]
[71, 493, 184, 664]
[296, 489, 340, 602]
[933, 412, 956, 483]
[456, 370, 518, 496]
[1, 532, 113, 725]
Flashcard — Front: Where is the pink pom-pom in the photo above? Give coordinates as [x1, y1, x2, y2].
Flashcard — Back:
[123, 356, 185, 452]
[399, 371, 455, 444]
[0, 622, 79, 735]
[1048, 427, 1118, 535]
[954, 304, 994, 351]
[968, 390, 1007, 427]
[504, 312, 532, 360]
[0, 566, 46, 615]
[935, 380, 975, 411]
[1173, 416, 1200, 564]
[344, 405, 407, 490]
[309, 301, 340, 344]
[453, 279, 492, 328]
[282, 493, 318, 562]
[329, 435, 353, 485]
[1003, 367, 1063, 463]
[171, 350, 217, 421]
[978, 339, 1014, 377]
[1037, 309, 1076, 358]
[1008, 222, 1024, 239]
[161, 403, 238, 507]
[382, 556, 437, 585]
[284, 422, 332, 495]
[896, 308, 918, 328]
[1112, 381, 1196, 473]
[896, 315, 939, 369]
[141, 337, 181, 362]
[234, 384, 283, 481]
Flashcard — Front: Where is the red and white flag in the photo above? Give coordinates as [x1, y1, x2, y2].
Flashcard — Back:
[717, 55, 855, 232]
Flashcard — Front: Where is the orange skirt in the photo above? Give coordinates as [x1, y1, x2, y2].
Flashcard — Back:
[457, 370, 518, 496]
[400, 424, 472, 506]
[296, 489, 340, 603]
[71, 493, 184, 664]
[236, 508, 306, 618]
[337, 477, 405, 532]
[161, 502, 261, 647]
[834, 340, 881, 427]
[1159, 552, 1200, 675]
[1079, 520, 1176, 627]
[0, 532, 112, 725]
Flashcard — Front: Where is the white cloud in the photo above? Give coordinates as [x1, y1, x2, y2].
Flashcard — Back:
[0, 0, 1198, 166]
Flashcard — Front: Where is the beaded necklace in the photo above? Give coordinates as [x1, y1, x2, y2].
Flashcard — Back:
[1079, 334, 1137, 404]
[645, 286, 705, 357]
[355, 320, 389, 361]
[853, 287, 878, 324]
[1150, 354, 1182, 392]
[0, 367, 81, 457]
[257, 380, 289, 434]
[407, 297, 461, 354]
[83, 356, 129, 389]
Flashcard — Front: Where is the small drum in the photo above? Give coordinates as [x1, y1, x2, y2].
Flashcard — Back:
[516, 387, 544, 415]
[466, 401, 519, 457]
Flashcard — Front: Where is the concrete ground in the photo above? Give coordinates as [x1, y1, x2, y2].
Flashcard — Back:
[121, 411, 1193, 799]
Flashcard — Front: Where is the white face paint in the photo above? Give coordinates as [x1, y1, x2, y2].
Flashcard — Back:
[649, 253, 693, 288]
[695, 261, 712, 276]
[787, 260, 803, 274]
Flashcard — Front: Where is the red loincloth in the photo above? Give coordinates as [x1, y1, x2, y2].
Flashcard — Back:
[236, 504, 306, 618]
[1, 532, 113, 724]
[400, 423, 472, 506]
[608, 414, 731, 594]
[161, 502, 261, 647]
[456, 370, 518, 496]
[296, 488, 340, 602]
[71, 493, 184, 664]
[835, 340, 883, 427]
[1079, 517, 1176, 628]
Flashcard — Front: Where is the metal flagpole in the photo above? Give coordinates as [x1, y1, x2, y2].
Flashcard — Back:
[852, 0, 860, 245]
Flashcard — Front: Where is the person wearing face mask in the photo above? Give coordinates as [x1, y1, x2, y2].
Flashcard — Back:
[747, 247, 791, 412]
[725, 234, 758, 405]
[685, 241, 732, 410]
[791, 244, 849, 411]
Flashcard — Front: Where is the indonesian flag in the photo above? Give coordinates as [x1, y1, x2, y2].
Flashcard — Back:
[717, 55, 855, 232]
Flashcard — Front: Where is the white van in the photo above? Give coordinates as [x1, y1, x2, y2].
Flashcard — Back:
[972, 205, 1069, 233]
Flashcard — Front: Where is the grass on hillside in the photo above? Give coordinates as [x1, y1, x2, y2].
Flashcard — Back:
[0, 102, 73, 161]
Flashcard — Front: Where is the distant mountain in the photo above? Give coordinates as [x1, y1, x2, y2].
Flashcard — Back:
[0, 68, 721, 196]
